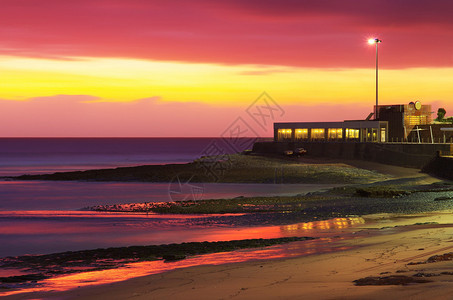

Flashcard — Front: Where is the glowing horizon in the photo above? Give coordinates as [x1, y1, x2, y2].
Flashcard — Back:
[1, 0, 452, 137]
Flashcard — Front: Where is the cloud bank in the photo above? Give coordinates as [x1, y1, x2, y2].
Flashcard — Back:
[1, 0, 452, 68]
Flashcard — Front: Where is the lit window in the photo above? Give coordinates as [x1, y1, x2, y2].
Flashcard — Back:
[328, 128, 343, 139]
[345, 129, 359, 139]
[295, 128, 308, 140]
[311, 128, 325, 139]
[277, 129, 292, 140]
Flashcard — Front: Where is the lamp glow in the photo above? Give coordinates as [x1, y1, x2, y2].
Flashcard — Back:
[368, 38, 382, 44]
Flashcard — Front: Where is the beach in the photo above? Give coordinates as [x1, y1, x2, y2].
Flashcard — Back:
[6, 211, 453, 300]
[2, 146, 453, 299]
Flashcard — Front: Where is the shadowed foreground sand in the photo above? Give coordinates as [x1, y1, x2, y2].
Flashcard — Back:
[12, 211, 453, 300]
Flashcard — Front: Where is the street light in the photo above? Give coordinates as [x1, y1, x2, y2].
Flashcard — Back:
[368, 38, 382, 119]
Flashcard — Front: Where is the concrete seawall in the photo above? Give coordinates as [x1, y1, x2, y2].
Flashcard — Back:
[422, 156, 453, 180]
[253, 141, 453, 169]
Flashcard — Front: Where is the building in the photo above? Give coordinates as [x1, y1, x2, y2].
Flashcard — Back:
[275, 121, 388, 143]
[377, 101, 432, 142]
[274, 101, 453, 143]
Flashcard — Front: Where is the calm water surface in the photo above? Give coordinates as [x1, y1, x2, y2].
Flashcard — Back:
[0, 138, 215, 176]
[0, 181, 337, 211]
[0, 138, 260, 176]
[0, 217, 366, 297]
[0, 180, 340, 257]
[0, 138, 362, 296]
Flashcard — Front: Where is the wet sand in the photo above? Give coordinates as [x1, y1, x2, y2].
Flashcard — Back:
[7, 211, 453, 300]
[3, 160, 451, 299]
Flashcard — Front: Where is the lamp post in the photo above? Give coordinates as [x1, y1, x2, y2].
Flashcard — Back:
[368, 38, 382, 119]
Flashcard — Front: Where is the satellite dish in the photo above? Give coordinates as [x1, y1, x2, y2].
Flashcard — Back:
[415, 101, 422, 110]
[408, 102, 415, 111]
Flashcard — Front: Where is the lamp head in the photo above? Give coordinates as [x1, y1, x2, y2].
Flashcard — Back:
[368, 38, 382, 44]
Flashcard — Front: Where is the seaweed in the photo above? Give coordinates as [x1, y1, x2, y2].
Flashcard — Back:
[0, 236, 315, 288]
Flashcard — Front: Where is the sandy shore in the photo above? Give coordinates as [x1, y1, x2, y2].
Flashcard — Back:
[4, 160, 450, 299]
[302, 157, 435, 182]
[8, 211, 453, 300]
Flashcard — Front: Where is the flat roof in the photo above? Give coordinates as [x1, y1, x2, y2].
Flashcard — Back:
[274, 121, 387, 129]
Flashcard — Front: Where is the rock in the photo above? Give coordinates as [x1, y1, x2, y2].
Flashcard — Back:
[162, 254, 187, 262]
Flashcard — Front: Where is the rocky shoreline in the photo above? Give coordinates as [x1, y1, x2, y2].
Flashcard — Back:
[83, 179, 453, 218]
[0, 237, 314, 291]
[10, 154, 389, 184]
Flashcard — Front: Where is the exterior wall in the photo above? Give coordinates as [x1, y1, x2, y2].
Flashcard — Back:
[422, 156, 453, 180]
[253, 141, 453, 168]
[377, 103, 433, 140]
[378, 105, 405, 140]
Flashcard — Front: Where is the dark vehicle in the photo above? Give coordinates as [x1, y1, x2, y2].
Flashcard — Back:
[295, 148, 307, 156]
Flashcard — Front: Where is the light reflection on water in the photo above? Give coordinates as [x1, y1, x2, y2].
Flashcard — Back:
[0, 180, 345, 257]
[0, 210, 241, 219]
[0, 210, 363, 257]
[0, 217, 364, 297]
[281, 217, 365, 232]
[0, 210, 245, 257]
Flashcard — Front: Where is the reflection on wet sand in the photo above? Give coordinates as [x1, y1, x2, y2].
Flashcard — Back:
[281, 217, 365, 233]
[1, 217, 365, 297]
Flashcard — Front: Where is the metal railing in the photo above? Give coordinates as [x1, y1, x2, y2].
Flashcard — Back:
[387, 137, 453, 144]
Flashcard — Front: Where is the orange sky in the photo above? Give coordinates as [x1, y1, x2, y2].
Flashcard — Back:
[1, 0, 453, 137]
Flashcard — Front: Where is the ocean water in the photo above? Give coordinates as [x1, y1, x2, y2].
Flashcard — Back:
[0, 180, 339, 257]
[0, 138, 339, 258]
[1, 217, 366, 297]
[0, 138, 222, 176]
[0, 137, 370, 298]
[0, 181, 336, 211]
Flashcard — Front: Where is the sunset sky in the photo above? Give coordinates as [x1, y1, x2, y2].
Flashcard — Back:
[1, 0, 453, 137]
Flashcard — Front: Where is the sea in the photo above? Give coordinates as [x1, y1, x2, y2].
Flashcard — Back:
[0, 138, 375, 296]
[0, 138, 348, 258]
[0, 138, 222, 176]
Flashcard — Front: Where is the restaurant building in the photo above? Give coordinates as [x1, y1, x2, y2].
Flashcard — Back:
[275, 120, 388, 143]
[274, 101, 453, 143]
